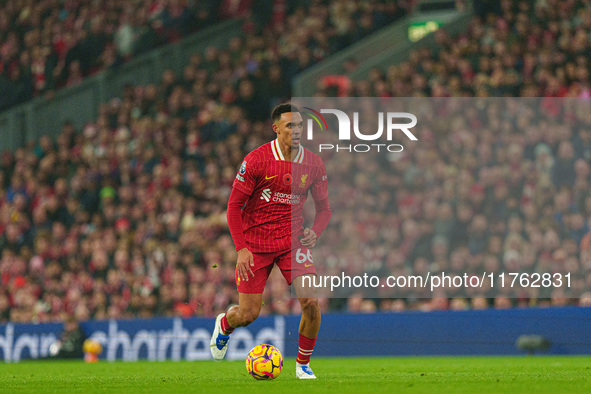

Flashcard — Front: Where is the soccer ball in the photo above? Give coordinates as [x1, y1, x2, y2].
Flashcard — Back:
[245, 344, 283, 380]
[82, 339, 103, 355]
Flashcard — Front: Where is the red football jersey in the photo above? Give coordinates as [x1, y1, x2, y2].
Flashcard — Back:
[232, 139, 328, 253]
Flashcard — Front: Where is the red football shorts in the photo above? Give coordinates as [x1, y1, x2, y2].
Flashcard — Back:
[236, 246, 317, 293]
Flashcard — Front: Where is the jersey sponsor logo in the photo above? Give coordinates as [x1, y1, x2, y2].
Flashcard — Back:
[272, 192, 301, 204]
[265, 174, 278, 180]
[260, 188, 301, 204]
[299, 174, 308, 188]
[260, 188, 272, 202]
[239, 161, 247, 175]
[283, 174, 292, 185]
[236, 174, 245, 182]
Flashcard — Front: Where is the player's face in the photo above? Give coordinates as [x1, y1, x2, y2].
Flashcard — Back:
[274, 112, 304, 149]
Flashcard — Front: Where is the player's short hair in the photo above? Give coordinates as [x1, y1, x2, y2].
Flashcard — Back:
[271, 103, 300, 122]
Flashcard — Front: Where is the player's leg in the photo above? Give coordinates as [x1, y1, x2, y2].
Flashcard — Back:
[293, 274, 320, 379]
[210, 252, 273, 360]
[210, 293, 263, 360]
[210, 293, 262, 360]
[226, 292, 263, 327]
[277, 246, 320, 379]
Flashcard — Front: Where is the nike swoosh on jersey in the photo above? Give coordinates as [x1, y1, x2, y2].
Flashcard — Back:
[304, 263, 314, 267]
[265, 175, 278, 180]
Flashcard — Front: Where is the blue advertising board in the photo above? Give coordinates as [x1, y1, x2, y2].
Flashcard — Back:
[1, 307, 590, 362]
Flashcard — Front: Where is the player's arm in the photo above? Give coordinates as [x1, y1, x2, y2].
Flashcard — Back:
[300, 196, 331, 248]
[300, 161, 331, 248]
[227, 188, 255, 281]
[227, 156, 259, 281]
[311, 195, 331, 236]
[226, 187, 249, 251]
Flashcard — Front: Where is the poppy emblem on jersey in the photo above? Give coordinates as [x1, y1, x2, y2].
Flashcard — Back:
[239, 161, 247, 175]
[283, 174, 292, 185]
[299, 174, 308, 188]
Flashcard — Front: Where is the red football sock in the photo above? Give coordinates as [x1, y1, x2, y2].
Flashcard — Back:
[220, 314, 235, 335]
[296, 333, 316, 365]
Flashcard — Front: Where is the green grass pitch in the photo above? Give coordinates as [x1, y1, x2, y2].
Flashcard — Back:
[1, 356, 589, 393]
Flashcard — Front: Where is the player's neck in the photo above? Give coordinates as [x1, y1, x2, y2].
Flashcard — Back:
[277, 139, 300, 161]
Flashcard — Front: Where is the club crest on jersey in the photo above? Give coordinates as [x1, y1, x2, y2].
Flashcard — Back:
[283, 174, 292, 185]
[299, 174, 308, 188]
[239, 161, 247, 175]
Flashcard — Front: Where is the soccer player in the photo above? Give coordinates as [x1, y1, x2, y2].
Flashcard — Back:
[210, 103, 331, 379]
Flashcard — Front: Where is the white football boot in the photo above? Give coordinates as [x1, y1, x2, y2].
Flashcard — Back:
[210, 313, 230, 360]
[296, 362, 317, 379]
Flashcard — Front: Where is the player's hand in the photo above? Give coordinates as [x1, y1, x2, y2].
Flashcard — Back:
[300, 228, 318, 248]
[236, 248, 255, 281]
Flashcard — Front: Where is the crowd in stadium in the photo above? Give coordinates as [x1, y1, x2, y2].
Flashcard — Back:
[0, 0, 230, 111]
[319, 0, 591, 98]
[0, 0, 409, 112]
[1, 0, 591, 324]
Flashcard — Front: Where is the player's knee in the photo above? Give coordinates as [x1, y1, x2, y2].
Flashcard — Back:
[300, 298, 320, 318]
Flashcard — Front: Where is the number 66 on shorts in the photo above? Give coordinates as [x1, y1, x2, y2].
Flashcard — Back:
[295, 248, 314, 267]
[235, 246, 317, 293]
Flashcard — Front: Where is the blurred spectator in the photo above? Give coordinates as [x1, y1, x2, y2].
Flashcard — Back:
[48, 314, 87, 359]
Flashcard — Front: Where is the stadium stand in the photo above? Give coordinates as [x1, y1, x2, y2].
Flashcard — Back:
[314, 0, 591, 98]
[0, 0, 409, 112]
[0, 0, 229, 112]
[0, 0, 589, 324]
